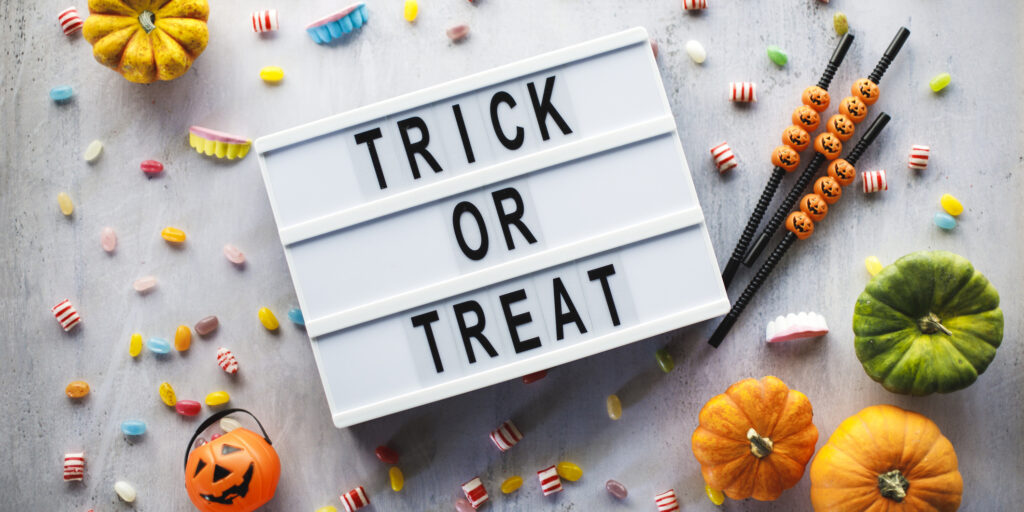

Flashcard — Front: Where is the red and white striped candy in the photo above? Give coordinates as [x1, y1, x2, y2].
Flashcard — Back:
[52, 299, 81, 331]
[710, 142, 738, 173]
[537, 465, 563, 496]
[908, 145, 930, 170]
[729, 82, 757, 102]
[461, 477, 489, 509]
[252, 9, 279, 33]
[489, 420, 523, 452]
[63, 452, 85, 481]
[862, 169, 888, 193]
[58, 7, 83, 35]
[216, 347, 239, 374]
[655, 489, 680, 511]
[340, 486, 369, 512]
[682, 0, 708, 10]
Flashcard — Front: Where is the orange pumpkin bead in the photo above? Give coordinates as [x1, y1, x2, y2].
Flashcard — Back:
[813, 176, 843, 204]
[839, 96, 868, 123]
[782, 125, 811, 152]
[851, 78, 880, 105]
[771, 145, 800, 172]
[785, 211, 815, 239]
[825, 114, 856, 141]
[799, 193, 829, 222]
[813, 133, 843, 160]
[801, 86, 830, 112]
[827, 158, 856, 186]
[792, 105, 821, 132]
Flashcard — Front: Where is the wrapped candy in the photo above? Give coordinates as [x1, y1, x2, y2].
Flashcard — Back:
[862, 169, 888, 193]
[908, 145, 930, 170]
[710, 142, 738, 173]
[729, 82, 756, 102]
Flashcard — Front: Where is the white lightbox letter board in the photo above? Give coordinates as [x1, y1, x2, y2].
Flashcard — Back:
[255, 27, 729, 428]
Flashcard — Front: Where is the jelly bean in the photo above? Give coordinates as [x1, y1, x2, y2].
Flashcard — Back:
[57, 192, 74, 216]
[121, 420, 146, 436]
[147, 337, 171, 354]
[556, 461, 583, 482]
[258, 307, 279, 330]
[705, 483, 725, 505]
[65, 380, 90, 398]
[161, 226, 186, 243]
[941, 194, 964, 216]
[389, 466, 405, 491]
[766, 45, 788, 66]
[522, 369, 547, 383]
[864, 256, 883, 276]
[129, 333, 143, 357]
[260, 66, 284, 83]
[287, 307, 305, 326]
[133, 276, 157, 293]
[223, 244, 246, 265]
[195, 315, 219, 336]
[50, 85, 73, 102]
[210, 433, 222, 441]
[404, 0, 418, 22]
[101, 227, 117, 252]
[220, 417, 242, 432]
[685, 39, 706, 64]
[501, 475, 523, 494]
[193, 437, 207, 449]
[446, 24, 470, 42]
[176, 399, 201, 416]
[606, 394, 622, 420]
[454, 498, 475, 512]
[375, 445, 399, 464]
[158, 382, 177, 406]
[315, 507, 338, 512]
[934, 212, 957, 230]
[140, 160, 163, 175]
[83, 140, 103, 163]
[205, 391, 230, 406]
[606, 479, 628, 499]
[114, 480, 137, 502]
[655, 348, 675, 373]
[833, 12, 849, 35]
[175, 325, 192, 351]
[929, 73, 951, 92]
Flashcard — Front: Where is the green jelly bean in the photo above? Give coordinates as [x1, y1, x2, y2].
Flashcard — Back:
[929, 72, 951, 92]
[833, 12, 849, 35]
[655, 348, 674, 373]
[766, 45, 788, 66]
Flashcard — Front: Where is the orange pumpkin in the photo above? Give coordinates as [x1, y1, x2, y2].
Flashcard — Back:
[839, 96, 868, 124]
[786, 211, 815, 239]
[810, 405, 963, 511]
[692, 376, 819, 501]
[772, 145, 800, 172]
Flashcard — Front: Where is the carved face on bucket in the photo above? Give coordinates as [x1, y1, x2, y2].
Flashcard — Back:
[786, 211, 815, 239]
[814, 132, 843, 159]
[813, 176, 843, 204]
[827, 114, 856, 141]
[772, 145, 800, 172]
[839, 96, 868, 123]
[792, 105, 821, 132]
[827, 158, 857, 186]
[802, 86, 831, 112]
[782, 125, 811, 152]
[852, 78, 880, 105]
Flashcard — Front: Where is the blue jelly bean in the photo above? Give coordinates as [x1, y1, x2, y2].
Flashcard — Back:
[50, 85, 73, 102]
[121, 420, 147, 436]
[934, 212, 957, 230]
[146, 337, 172, 354]
[287, 307, 305, 326]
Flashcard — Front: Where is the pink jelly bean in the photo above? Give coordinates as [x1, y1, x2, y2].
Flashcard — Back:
[101, 227, 117, 253]
[175, 400, 201, 416]
[140, 160, 164, 175]
[133, 276, 157, 293]
[454, 498, 475, 512]
[223, 244, 246, 265]
[446, 24, 470, 42]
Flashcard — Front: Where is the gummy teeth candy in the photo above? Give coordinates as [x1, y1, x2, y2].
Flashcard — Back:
[306, 3, 368, 44]
[766, 312, 829, 343]
[188, 126, 251, 160]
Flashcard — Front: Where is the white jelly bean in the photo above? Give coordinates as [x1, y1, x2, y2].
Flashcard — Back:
[686, 40, 707, 63]
[114, 480, 137, 502]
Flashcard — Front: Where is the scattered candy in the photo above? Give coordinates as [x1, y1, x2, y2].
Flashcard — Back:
[705, 483, 725, 505]
[490, 420, 524, 452]
[861, 169, 888, 193]
[522, 369, 547, 383]
[454, 498, 475, 512]
[340, 486, 369, 511]
[258, 307, 280, 330]
[375, 445, 399, 464]
[114, 480, 137, 502]
[260, 66, 284, 83]
[908, 144, 930, 170]
[121, 420, 147, 436]
[766, 312, 829, 343]
[129, 333, 143, 357]
[655, 489, 680, 512]
[205, 391, 230, 406]
[147, 337, 171, 354]
[307, 3, 369, 44]
[83, 140, 103, 163]
[389, 466, 404, 491]
[685, 40, 706, 63]
[865, 256, 884, 276]
[606, 479, 628, 499]
[210, 433, 222, 441]
[929, 72, 951, 92]
[447, 24, 470, 42]
[606, 394, 622, 420]
[101, 227, 117, 252]
[133, 276, 157, 293]
[537, 466, 563, 496]
[158, 382, 176, 406]
[941, 193, 964, 216]
[934, 212, 957, 230]
[833, 12, 849, 35]
[655, 348, 674, 373]
[63, 452, 85, 481]
[710, 142, 738, 173]
[315, 507, 337, 512]
[682, 0, 707, 10]
[161, 226, 186, 243]
[176, 400, 201, 416]
[220, 417, 242, 432]
[195, 315, 219, 336]
[729, 82, 757, 102]
[404, 0, 418, 22]
[58, 7, 84, 35]
[57, 192, 74, 216]
[140, 160, 164, 175]
[462, 477, 489, 508]
[50, 85, 73, 102]
[287, 307, 305, 326]
[175, 325, 192, 351]
[223, 244, 246, 265]
[193, 437, 207, 449]
[51, 299, 81, 331]
[556, 461, 583, 482]
[189, 126, 252, 160]
[252, 9, 279, 33]
[766, 45, 788, 66]
[500, 476, 523, 494]
[65, 380, 90, 399]
[650, 39, 659, 59]
[217, 347, 239, 374]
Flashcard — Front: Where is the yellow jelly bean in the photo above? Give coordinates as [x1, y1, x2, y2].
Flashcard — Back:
[705, 483, 725, 505]
[315, 507, 337, 512]
[260, 66, 284, 83]
[161, 226, 186, 243]
[403, 0, 419, 22]
[556, 461, 583, 482]
[500, 475, 523, 494]
[158, 382, 177, 406]
[65, 380, 90, 398]
[606, 394, 622, 420]
[175, 325, 192, 351]
[205, 391, 230, 406]
[258, 307, 279, 330]
[941, 193, 964, 216]
[389, 466, 405, 491]
[57, 192, 74, 216]
[129, 333, 143, 357]
[865, 256, 883, 276]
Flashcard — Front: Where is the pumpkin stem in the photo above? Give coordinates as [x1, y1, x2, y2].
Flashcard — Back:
[918, 312, 953, 335]
[139, 11, 156, 33]
[877, 469, 910, 502]
[746, 428, 774, 458]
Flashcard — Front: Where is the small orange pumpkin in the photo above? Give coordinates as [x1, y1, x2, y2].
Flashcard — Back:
[827, 158, 856, 186]
[813, 176, 842, 204]
[772, 145, 800, 172]
[800, 194, 829, 222]
[814, 132, 843, 160]
[810, 404, 963, 511]
[792, 105, 821, 132]
[826, 114, 856, 141]
[782, 125, 811, 152]
[801, 86, 831, 112]
[851, 78, 880, 105]
[785, 211, 815, 239]
[692, 376, 818, 501]
[839, 96, 868, 123]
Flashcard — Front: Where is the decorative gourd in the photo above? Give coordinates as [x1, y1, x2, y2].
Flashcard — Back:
[691, 376, 818, 501]
[853, 250, 1003, 395]
[83, 0, 209, 84]
[810, 404, 963, 511]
